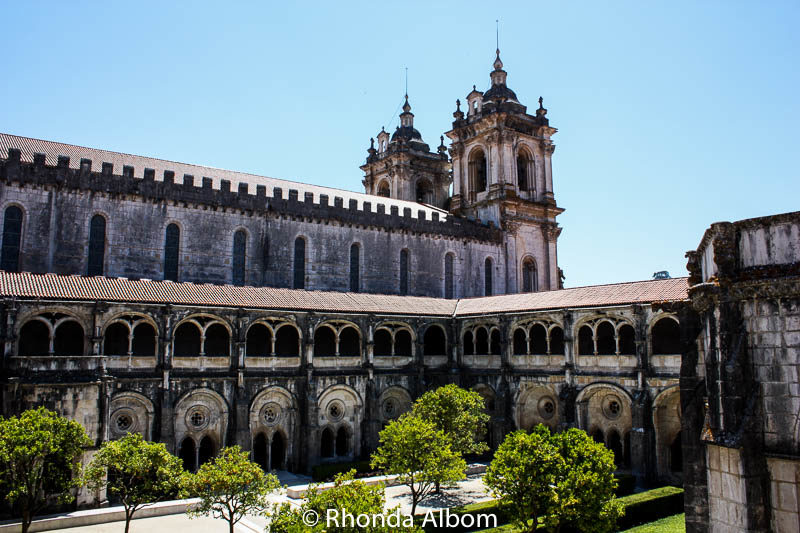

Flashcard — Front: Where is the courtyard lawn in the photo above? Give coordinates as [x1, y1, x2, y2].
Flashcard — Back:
[620, 513, 686, 533]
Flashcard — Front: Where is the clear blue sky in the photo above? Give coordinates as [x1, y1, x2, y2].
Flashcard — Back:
[2, 1, 797, 288]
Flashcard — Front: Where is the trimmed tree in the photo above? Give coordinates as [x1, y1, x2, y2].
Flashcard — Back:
[370, 413, 465, 516]
[483, 426, 563, 533]
[411, 383, 490, 458]
[188, 445, 281, 533]
[269, 470, 420, 532]
[0, 407, 91, 533]
[484, 425, 624, 533]
[84, 432, 187, 533]
[545, 428, 623, 533]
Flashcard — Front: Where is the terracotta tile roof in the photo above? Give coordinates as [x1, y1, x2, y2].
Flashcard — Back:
[0, 272, 688, 316]
[454, 277, 689, 316]
[0, 272, 457, 316]
[0, 133, 449, 221]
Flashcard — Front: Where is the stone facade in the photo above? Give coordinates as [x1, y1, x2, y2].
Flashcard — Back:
[0, 280, 684, 482]
[682, 211, 800, 532]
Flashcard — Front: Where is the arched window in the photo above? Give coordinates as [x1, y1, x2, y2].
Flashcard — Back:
[275, 325, 300, 356]
[314, 326, 336, 357]
[596, 322, 616, 355]
[271, 432, 285, 469]
[652, 317, 681, 354]
[232, 230, 246, 286]
[423, 326, 446, 356]
[204, 324, 230, 357]
[377, 181, 390, 197]
[339, 326, 360, 357]
[179, 437, 197, 472]
[104, 323, 129, 355]
[399, 249, 409, 295]
[374, 329, 392, 356]
[53, 320, 84, 356]
[164, 224, 180, 281]
[87, 214, 106, 276]
[475, 327, 489, 355]
[578, 325, 594, 355]
[517, 152, 530, 191]
[131, 323, 156, 356]
[512, 328, 527, 355]
[490, 329, 501, 355]
[670, 431, 683, 472]
[463, 331, 474, 356]
[549, 327, 565, 355]
[394, 330, 412, 357]
[246, 323, 271, 357]
[198, 436, 215, 467]
[608, 430, 624, 467]
[350, 243, 360, 292]
[1, 206, 23, 272]
[530, 324, 548, 354]
[484, 257, 493, 296]
[444, 253, 454, 299]
[618, 324, 636, 355]
[416, 179, 432, 204]
[469, 149, 488, 193]
[174, 323, 201, 356]
[19, 320, 50, 355]
[293, 237, 306, 289]
[253, 433, 268, 470]
[522, 258, 537, 293]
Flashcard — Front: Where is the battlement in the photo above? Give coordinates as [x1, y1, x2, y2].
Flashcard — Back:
[0, 148, 502, 243]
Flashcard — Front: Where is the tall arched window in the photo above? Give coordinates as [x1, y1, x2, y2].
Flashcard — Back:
[293, 237, 305, 289]
[399, 249, 409, 295]
[416, 180, 433, 204]
[87, 214, 106, 276]
[517, 152, 530, 191]
[522, 258, 537, 293]
[484, 257, 493, 296]
[232, 230, 246, 286]
[444, 253, 454, 299]
[349, 243, 360, 292]
[164, 223, 180, 281]
[1, 206, 23, 272]
[469, 149, 488, 193]
[377, 181, 390, 197]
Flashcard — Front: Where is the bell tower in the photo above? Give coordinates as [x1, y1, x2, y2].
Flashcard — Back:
[361, 95, 451, 208]
[445, 50, 564, 292]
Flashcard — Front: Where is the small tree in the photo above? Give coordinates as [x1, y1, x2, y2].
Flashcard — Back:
[0, 407, 91, 533]
[84, 432, 186, 533]
[370, 413, 465, 516]
[483, 426, 563, 533]
[188, 445, 281, 533]
[485, 425, 624, 533]
[411, 384, 490, 458]
[544, 428, 623, 533]
[269, 470, 420, 532]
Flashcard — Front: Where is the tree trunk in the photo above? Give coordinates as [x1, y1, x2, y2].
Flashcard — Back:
[124, 509, 132, 533]
[229, 519, 235, 533]
[21, 510, 31, 533]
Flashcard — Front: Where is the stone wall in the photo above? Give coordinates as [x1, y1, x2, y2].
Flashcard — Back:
[684, 211, 800, 533]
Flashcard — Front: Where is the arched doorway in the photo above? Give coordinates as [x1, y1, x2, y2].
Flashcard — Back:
[607, 430, 623, 468]
[336, 427, 349, 456]
[179, 437, 196, 472]
[670, 432, 683, 473]
[253, 433, 268, 470]
[198, 436, 215, 468]
[271, 432, 285, 470]
[321, 428, 334, 458]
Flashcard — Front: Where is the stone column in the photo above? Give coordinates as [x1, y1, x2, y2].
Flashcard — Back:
[629, 389, 654, 483]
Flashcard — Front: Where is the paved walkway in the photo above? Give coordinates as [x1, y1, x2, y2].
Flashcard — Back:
[35, 472, 490, 532]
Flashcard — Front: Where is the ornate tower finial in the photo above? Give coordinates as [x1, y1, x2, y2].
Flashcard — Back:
[453, 99, 464, 120]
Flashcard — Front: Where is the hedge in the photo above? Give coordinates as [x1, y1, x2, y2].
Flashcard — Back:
[615, 486, 684, 530]
[614, 474, 637, 497]
[310, 460, 374, 481]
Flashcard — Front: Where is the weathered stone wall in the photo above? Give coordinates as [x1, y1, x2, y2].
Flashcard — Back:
[684, 211, 800, 533]
[1, 296, 681, 487]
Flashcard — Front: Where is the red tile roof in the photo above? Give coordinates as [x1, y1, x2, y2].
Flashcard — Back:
[455, 277, 689, 316]
[0, 272, 688, 316]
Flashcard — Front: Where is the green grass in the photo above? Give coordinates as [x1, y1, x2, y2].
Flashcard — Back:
[619, 513, 685, 532]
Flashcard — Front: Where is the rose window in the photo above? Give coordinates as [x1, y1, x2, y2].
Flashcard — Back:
[116, 414, 132, 431]
[190, 411, 206, 428]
